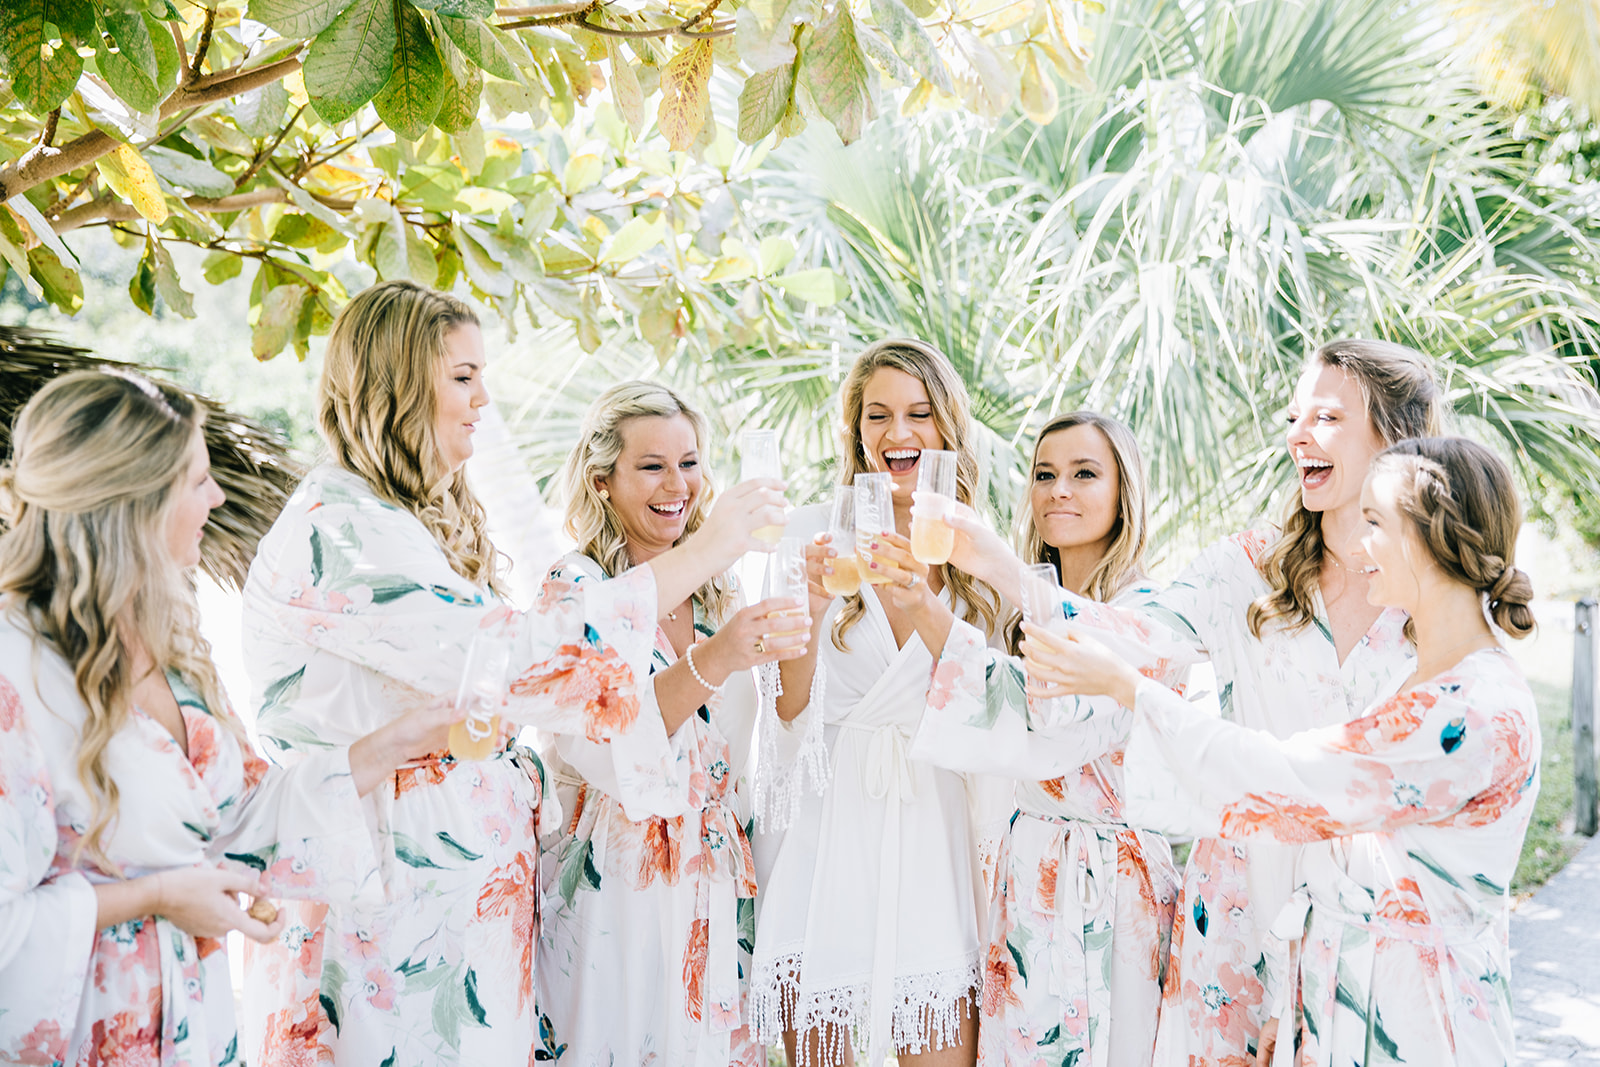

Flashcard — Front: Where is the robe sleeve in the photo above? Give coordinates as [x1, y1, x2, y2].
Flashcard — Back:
[541, 556, 692, 821]
[912, 619, 1127, 778]
[1122, 664, 1530, 843]
[0, 676, 98, 1065]
[246, 473, 678, 817]
[211, 742, 387, 909]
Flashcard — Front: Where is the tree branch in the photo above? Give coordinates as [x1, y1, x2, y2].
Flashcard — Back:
[171, 21, 189, 75]
[495, 1, 596, 15]
[39, 109, 60, 148]
[0, 58, 303, 203]
[186, 8, 217, 84]
[51, 186, 354, 233]
[236, 104, 306, 189]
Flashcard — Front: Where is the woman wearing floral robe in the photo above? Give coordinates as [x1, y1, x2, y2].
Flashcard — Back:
[0, 370, 452, 1066]
[941, 340, 1444, 1062]
[239, 283, 784, 1065]
[1027, 436, 1541, 1066]
[534, 383, 808, 1066]
[904, 413, 1180, 1067]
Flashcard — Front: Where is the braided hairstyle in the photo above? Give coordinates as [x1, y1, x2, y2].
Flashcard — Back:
[1373, 436, 1535, 638]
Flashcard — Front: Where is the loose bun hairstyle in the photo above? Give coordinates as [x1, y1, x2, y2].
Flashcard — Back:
[1373, 436, 1535, 638]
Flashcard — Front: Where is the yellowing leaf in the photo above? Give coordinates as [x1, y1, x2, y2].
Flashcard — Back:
[1018, 46, 1058, 124]
[657, 39, 714, 151]
[802, 4, 877, 145]
[608, 40, 646, 138]
[774, 267, 850, 305]
[563, 153, 603, 193]
[97, 143, 169, 225]
[758, 235, 795, 275]
[454, 187, 518, 213]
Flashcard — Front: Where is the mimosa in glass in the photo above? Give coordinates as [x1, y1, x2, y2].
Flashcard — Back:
[822, 488, 862, 596]
[448, 635, 513, 761]
[910, 449, 957, 565]
[741, 428, 785, 545]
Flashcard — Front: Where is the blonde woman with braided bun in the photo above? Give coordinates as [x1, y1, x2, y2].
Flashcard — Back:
[0, 370, 457, 1066]
[239, 282, 785, 1066]
[535, 381, 810, 1066]
[1029, 435, 1541, 1065]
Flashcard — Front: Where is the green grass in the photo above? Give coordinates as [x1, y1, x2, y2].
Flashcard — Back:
[1513, 675, 1585, 896]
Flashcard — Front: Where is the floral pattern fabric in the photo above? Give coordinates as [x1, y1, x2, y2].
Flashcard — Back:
[1122, 647, 1539, 1067]
[912, 584, 1181, 1067]
[238, 465, 675, 1067]
[1054, 531, 1415, 1063]
[0, 612, 381, 1067]
[535, 553, 762, 1067]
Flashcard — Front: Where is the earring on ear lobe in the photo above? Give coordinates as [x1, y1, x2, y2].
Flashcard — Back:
[599, 489, 610, 500]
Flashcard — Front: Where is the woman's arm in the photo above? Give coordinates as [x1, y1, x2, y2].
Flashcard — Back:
[653, 596, 810, 734]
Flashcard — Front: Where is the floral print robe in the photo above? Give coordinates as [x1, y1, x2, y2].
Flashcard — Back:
[1054, 531, 1414, 1063]
[535, 553, 761, 1067]
[0, 612, 382, 1067]
[238, 465, 677, 1067]
[911, 584, 1180, 1067]
[1121, 647, 1539, 1067]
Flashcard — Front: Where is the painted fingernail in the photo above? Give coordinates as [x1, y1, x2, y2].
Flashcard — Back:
[869, 561, 879, 569]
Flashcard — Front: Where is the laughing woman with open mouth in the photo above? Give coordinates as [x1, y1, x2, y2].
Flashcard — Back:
[749, 339, 1006, 1067]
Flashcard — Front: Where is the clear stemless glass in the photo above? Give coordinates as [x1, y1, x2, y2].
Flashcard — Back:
[1019, 562, 1066, 721]
[910, 449, 958, 565]
[822, 488, 862, 596]
[448, 635, 513, 761]
[740, 428, 785, 546]
[854, 472, 895, 585]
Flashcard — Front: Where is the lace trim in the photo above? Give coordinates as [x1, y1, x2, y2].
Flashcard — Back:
[753, 659, 830, 832]
[749, 950, 980, 1064]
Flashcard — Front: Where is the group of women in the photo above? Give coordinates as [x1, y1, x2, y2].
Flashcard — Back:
[0, 277, 1541, 1067]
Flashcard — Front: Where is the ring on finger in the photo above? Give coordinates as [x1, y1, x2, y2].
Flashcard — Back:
[754, 636, 767, 655]
[905, 573, 921, 590]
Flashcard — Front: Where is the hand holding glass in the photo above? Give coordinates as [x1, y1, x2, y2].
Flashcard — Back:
[854, 473, 895, 585]
[448, 635, 513, 761]
[1019, 563, 1066, 719]
[767, 537, 814, 636]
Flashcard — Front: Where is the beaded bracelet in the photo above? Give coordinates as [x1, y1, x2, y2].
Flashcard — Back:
[684, 643, 720, 693]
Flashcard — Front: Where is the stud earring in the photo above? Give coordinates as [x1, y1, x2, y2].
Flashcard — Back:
[599, 489, 610, 500]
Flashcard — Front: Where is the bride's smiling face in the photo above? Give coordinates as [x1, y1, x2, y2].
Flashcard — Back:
[859, 367, 945, 500]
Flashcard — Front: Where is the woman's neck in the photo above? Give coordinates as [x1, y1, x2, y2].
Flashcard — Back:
[1318, 500, 1364, 569]
[1408, 578, 1496, 679]
[1055, 541, 1109, 597]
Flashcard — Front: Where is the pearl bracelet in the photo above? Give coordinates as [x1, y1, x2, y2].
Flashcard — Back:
[684, 643, 720, 693]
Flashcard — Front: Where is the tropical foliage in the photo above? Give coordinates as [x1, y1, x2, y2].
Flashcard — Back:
[491, 0, 1600, 545]
[0, 0, 1093, 358]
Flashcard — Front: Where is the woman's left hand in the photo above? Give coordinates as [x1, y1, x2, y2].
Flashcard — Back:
[862, 530, 935, 614]
[1020, 623, 1142, 708]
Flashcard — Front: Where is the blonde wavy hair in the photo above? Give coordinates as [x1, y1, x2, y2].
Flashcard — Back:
[560, 381, 733, 623]
[1374, 437, 1535, 639]
[1007, 411, 1149, 653]
[833, 338, 1001, 650]
[319, 280, 503, 593]
[1248, 339, 1444, 638]
[0, 370, 234, 874]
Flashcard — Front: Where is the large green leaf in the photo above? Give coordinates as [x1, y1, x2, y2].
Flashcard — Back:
[303, 0, 398, 126]
[868, 0, 949, 92]
[246, 0, 351, 41]
[96, 7, 161, 113]
[738, 59, 798, 144]
[0, 0, 92, 112]
[372, 0, 445, 140]
[437, 13, 516, 80]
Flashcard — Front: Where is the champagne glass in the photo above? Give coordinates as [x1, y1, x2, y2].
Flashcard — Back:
[855, 472, 895, 585]
[740, 428, 785, 546]
[910, 449, 958, 565]
[822, 488, 862, 596]
[448, 635, 513, 761]
[767, 536, 812, 639]
[1019, 562, 1065, 720]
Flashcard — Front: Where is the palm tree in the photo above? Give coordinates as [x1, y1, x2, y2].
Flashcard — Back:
[496, 0, 1600, 546]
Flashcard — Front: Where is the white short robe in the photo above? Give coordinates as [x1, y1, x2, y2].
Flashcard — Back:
[750, 503, 1007, 1066]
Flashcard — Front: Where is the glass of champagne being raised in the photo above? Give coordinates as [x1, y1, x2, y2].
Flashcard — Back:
[448, 634, 514, 761]
[855, 472, 895, 585]
[1019, 562, 1066, 722]
[740, 428, 785, 546]
[910, 449, 958, 565]
[822, 488, 862, 597]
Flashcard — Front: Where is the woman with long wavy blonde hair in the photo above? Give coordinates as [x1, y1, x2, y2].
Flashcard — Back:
[749, 338, 1003, 1067]
[0, 369, 453, 1066]
[940, 339, 1443, 1065]
[536, 380, 809, 1065]
[239, 281, 784, 1066]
